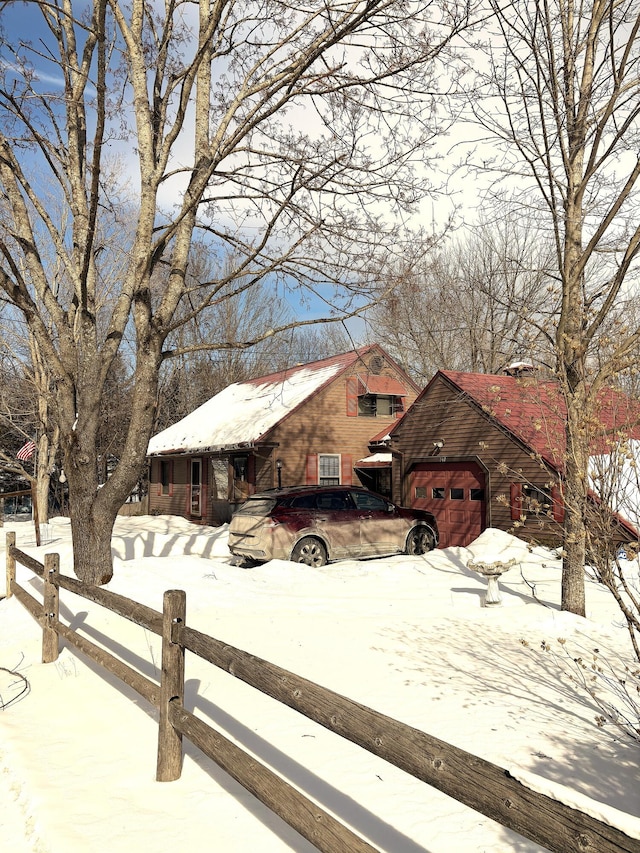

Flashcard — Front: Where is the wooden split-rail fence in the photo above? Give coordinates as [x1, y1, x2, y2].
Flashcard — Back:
[5, 531, 640, 853]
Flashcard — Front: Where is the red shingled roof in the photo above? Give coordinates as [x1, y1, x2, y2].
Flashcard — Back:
[244, 347, 370, 387]
[357, 375, 408, 396]
[440, 370, 640, 471]
[244, 345, 419, 393]
[244, 344, 420, 394]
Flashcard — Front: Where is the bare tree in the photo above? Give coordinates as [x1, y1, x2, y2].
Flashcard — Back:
[154, 245, 352, 429]
[0, 326, 60, 522]
[368, 216, 555, 382]
[473, 0, 640, 615]
[0, 0, 473, 583]
[587, 439, 640, 667]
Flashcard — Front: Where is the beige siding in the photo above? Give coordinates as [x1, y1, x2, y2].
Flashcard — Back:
[148, 351, 418, 525]
[266, 362, 417, 488]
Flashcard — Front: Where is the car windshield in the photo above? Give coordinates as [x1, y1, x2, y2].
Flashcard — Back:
[234, 498, 277, 516]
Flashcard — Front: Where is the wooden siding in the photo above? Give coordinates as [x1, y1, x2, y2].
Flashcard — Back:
[148, 352, 417, 525]
[391, 374, 562, 544]
[150, 458, 189, 517]
[265, 361, 416, 490]
[149, 457, 231, 526]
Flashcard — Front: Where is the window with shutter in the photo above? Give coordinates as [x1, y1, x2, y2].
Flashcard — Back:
[159, 460, 173, 496]
[319, 454, 340, 485]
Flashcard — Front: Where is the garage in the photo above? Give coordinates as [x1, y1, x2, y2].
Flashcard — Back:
[410, 460, 487, 547]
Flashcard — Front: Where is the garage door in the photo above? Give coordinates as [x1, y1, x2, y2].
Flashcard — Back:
[410, 461, 486, 547]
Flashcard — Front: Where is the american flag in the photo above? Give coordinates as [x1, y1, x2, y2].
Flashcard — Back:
[16, 440, 36, 461]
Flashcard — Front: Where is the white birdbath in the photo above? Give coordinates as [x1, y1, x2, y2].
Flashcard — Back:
[467, 558, 516, 607]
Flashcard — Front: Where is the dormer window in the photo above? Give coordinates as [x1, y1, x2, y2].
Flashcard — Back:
[358, 394, 399, 417]
[346, 373, 408, 418]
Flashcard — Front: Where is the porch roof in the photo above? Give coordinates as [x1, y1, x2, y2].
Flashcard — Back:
[355, 453, 392, 468]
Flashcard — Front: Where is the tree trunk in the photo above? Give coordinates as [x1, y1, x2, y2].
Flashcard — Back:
[70, 504, 116, 585]
[561, 421, 587, 616]
[63, 390, 117, 584]
[559, 351, 589, 616]
[36, 470, 50, 525]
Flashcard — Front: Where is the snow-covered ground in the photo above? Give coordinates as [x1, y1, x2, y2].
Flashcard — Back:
[1, 516, 639, 852]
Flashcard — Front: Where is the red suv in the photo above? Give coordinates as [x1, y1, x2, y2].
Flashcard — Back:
[228, 485, 438, 567]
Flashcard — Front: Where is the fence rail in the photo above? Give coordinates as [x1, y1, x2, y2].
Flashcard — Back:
[5, 532, 640, 853]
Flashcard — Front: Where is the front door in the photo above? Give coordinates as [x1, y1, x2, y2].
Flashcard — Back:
[410, 461, 486, 547]
[191, 458, 202, 517]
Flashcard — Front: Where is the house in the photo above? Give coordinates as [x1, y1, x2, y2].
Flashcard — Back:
[388, 366, 640, 548]
[147, 345, 420, 525]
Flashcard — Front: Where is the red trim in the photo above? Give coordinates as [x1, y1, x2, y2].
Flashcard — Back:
[341, 454, 353, 485]
[346, 377, 359, 417]
[551, 486, 565, 523]
[510, 482, 522, 520]
[306, 454, 318, 485]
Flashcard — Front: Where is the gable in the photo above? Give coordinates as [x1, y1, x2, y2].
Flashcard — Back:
[148, 343, 415, 456]
[433, 371, 640, 471]
[148, 362, 345, 455]
[441, 372, 566, 468]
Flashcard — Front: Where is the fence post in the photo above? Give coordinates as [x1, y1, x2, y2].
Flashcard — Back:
[0, 497, 4, 527]
[156, 589, 186, 782]
[5, 531, 15, 599]
[42, 552, 60, 663]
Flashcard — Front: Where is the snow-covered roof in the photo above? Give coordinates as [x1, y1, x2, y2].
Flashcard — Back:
[149, 362, 344, 455]
[355, 452, 392, 467]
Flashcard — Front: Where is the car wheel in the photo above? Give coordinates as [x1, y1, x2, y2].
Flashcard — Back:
[405, 525, 435, 556]
[291, 537, 328, 567]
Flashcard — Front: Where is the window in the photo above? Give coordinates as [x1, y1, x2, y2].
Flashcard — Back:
[522, 484, 552, 514]
[358, 395, 376, 417]
[319, 454, 340, 485]
[211, 459, 228, 499]
[291, 494, 319, 509]
[234, 497, 277, 516]
[432, 487, 445, 499]
[317, 491, 352, 510]
[351, 490, 388, 511]
[191, 458, 202, 516]
[357, 394, 398, 417]
[470, 488, 485, 501]
[233, 456, 248, 481]
[415, 486, 427, 499]
[159, 460, 172, 495]
[450, 488, 464, 500]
